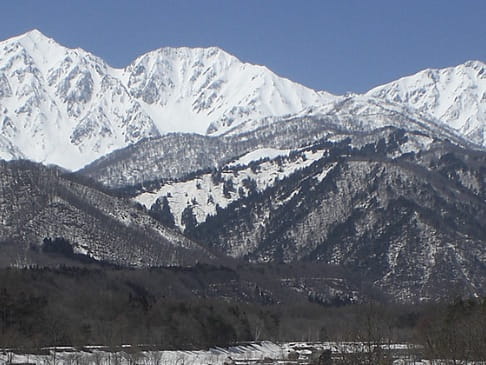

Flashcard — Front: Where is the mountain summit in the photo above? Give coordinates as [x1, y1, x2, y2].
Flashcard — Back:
[124, 46, 335, 135]
[367, 60, 486, 146]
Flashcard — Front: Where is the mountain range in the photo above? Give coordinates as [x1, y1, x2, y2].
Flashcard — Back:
[0, 30, 484, 171]
[0, 30, 334, 169]
[0, 30, 485, 303]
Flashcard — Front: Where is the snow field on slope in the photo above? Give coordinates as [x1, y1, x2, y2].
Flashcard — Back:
[134, 129, 436, 232]
[135, 148, 330, 230]
[226, 148, 291, 167]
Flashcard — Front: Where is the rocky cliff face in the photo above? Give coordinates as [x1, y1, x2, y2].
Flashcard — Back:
[0, 30, 159, 169]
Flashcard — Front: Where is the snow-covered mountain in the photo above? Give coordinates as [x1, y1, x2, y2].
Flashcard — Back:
[0, 30, 484, 171]
[0, 30, 159, 169]
[367, 60, 486, 146]
[124, 46, 335, 135]
[1, 29, 485, 302]
[0, 30, 334, 170]
[131, 128, 440, 234]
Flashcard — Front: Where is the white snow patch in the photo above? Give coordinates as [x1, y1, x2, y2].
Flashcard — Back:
[227, 148, 291, 167]
[134, 148, 328, 230]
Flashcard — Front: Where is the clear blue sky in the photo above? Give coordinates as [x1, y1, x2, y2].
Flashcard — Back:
[1, 1, 485, 94]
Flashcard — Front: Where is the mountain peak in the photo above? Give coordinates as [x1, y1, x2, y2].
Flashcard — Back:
[0, 30, 483, 172]
[0, 29, 76, 80]
[367, 59, 486, 147]
[156, 45, 232, 56]
[131, 45, 240, 69]
[7, 29, 54, 46]
[20, 28, 48, 40]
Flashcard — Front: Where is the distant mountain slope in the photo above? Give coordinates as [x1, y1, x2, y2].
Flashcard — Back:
[201, 140, 486, 302]
[80, 96, 476, 188]
[367, 60, 486, 146]
[132, 128, 434, 231]
[132, 130, 486, 302]
[0, 30, 334, 170]
[0, 160, 213, 267]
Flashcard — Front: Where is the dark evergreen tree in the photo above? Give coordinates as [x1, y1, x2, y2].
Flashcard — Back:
[149, 196, 176, 228]
[211, 170, 223, 185]
[223, 178, 235, 198]
[242, 177, 257, 195]
[181, 206, 198, 234]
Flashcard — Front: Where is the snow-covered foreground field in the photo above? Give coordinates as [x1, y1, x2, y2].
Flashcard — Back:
[0, 341, 483, 364]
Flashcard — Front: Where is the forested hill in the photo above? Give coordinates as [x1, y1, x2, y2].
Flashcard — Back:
[0, 160, 214, 267]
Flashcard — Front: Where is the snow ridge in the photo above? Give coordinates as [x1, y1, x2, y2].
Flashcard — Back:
[367, 61, 486, 146]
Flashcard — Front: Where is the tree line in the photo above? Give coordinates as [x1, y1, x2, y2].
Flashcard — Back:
[0, 265, 484, 362]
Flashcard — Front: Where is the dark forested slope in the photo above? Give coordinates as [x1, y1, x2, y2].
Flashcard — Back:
[0, 160, 213, 267]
